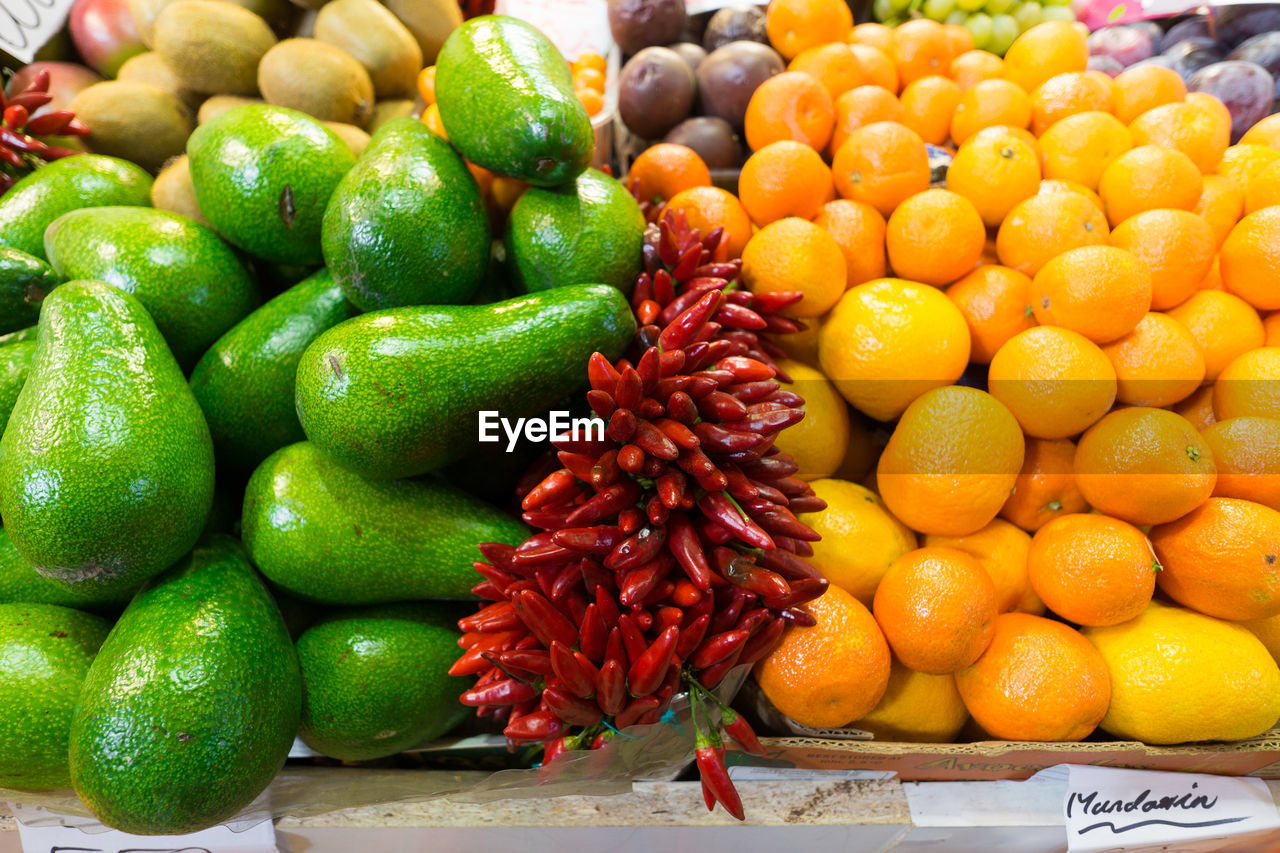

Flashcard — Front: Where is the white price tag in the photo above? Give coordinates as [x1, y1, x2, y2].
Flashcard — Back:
[0, 0, 75, 65]
[16, 815, 278, 853]
[1064, 766, 1280, 853]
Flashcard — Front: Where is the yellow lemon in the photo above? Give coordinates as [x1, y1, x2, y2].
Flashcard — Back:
[1083, 601, 1280, 744]
[798, 479, 916, 607]
[818, 278, 970, 422]
[773, 360, 850, 481]
[834, 412, 880, 482]
[851, 658, 969, 742]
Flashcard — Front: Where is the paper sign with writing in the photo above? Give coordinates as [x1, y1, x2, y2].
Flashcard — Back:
[1064, 765, 1280, 853]
[16, 816, 278, 853]
[0, 0, 74, 65]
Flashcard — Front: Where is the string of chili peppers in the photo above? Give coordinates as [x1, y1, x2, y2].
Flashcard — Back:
[451, 208, 830, 820]
[0, 71, 89, 194]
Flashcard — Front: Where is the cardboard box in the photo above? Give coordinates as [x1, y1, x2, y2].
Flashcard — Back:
[728, 672, 1280, 782]
[728, 733, 1280, 783]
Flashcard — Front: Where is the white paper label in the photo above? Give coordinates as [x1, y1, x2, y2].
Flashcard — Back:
[0, 0, 75, 64]
[1064, 766, 1280, 853]
[16, 817, 278, 853]
[495, 0, 612, 60]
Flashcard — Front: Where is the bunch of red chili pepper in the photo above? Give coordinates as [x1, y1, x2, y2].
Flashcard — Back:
[451, 209, 829, 820]
[0, 70, 88, 194]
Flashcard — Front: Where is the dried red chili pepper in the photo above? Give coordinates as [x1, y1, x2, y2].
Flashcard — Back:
[461, 678, 537, 707]
[722, 708, 765, 756]
[543, 686, 604, 726]
[626, 625, 678, 698]
[695, 744, 744, 820]
[453, 209, 831, 823]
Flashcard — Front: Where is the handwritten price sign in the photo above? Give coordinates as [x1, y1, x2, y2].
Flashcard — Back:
[15, 813, 278, 853]
[0, 0, 73, 65]
[1064, 766, 1280, 853]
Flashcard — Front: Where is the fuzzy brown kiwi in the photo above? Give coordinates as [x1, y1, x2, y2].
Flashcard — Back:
[131, 0, 292, 47]
[322, 122, 371, 157]
[313, 0, 422, 98]
[153, 0, 277, 95]
[116, 52, 203, 111]
[69, 82, 193, 172]
[152, 155, 209, 225]
[381, 0, 460, 64]
[197, 95, 264, 124]
[368, 99, 415, 133]
[256, 38, 375, 127]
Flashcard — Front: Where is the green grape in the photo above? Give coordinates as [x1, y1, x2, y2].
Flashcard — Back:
[956, 0, 986, 13]
[1013, 1, 1043, 31]
[1041, 5, 1077, 21]
[873, 0, 896, 22]
[924, 0, 957, 21]
[1041, 0, 1072, 7]
[946, 9, 969, 25]
[882, 14, 908, 26]
[989, 13, 1019, 53]
[889, 0, 915, 13]
[986, 0, 1016, 15]
[965, 12, 993, 49]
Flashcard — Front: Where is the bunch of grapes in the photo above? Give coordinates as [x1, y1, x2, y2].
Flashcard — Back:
[873, 0, 1077, 55]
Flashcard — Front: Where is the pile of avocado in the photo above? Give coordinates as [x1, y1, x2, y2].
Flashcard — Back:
[0, 16, 644, 835]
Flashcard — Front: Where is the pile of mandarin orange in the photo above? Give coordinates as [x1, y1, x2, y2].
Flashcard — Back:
[627, 1, 1280, 748]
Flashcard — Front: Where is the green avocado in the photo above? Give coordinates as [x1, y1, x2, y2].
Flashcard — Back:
[188, 104, 357, 266]
[436, 15, 593, 187]
[297, 603, 470, 760]
[0, 281, 214, 590]
[0, 248, 57, 334]
[190, 268, 354, 470]
[321, 117, 490, 310]
[69, 535, 300, 835]
[0, 154, 152, 260]
[0, 603, 109, 791]
[43, 207, 260, 369]
[0, 527, 140, 611]
[506, 168, 645, 294]
[0, 340, 34, 433]
[295, 283, 634, 479]
[0, 326, 36, 347]
[242, 441, 525, 604]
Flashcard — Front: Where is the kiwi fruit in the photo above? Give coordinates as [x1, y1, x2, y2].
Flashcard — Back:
[368, 98, 414, 132]
[152, 155, 208, 224]
[322, 121, 371, 157]
[69, 81, 193, 172]
[257, 38, 375, 126]
[197, 94, 264, 124]
[154, 0, 277, 95]
[116, 51, 203, 110]
[381, 0, 460, 64]
[294, 8, 317, 36]
[131, 0, 291, 46]
[314, 0, 422, 98]
[131, 0, 174, 47]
